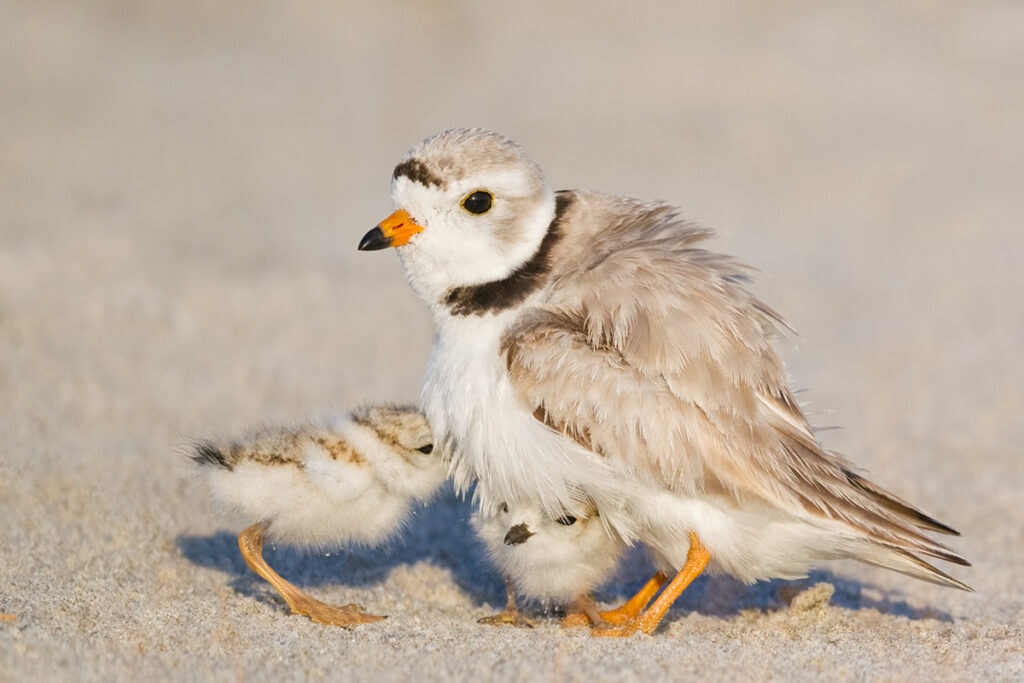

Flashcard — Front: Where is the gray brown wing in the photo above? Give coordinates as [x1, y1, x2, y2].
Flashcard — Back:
[502, 199, 967, 570]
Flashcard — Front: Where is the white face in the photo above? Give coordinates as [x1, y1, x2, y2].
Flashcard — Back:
[384, 131, 557, 307]
[474, 499, 625, 602]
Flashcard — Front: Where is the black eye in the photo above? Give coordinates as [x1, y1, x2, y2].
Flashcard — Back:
[500, 503, 509, 513]
[556, 515, 577, 526]
[416, 444, 433, 454]
[461, 190, 493, 215]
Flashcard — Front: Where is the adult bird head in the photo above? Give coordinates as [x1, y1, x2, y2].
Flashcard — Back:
[358, 128, 556, 307]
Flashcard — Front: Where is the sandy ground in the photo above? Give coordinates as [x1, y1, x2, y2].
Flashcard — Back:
[2, 2, 1022, 680]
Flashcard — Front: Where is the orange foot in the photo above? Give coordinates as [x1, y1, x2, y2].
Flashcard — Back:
[598, 572, 668, 626]
[593, 532, 710, 638]
[281, 592, 385, 628]
[237, 522, 385, 628]
[0, 614, 16, 621]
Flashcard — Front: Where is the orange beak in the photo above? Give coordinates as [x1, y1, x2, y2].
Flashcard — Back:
[358, 209, 425, 251]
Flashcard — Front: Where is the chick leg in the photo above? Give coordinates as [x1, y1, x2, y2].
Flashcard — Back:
[237, 521, 384, 628]
[593, 532, 709, 637]
[478, 578, 536, 628]
[561, 593, 607, 628]
[0, 614, 15, 621]
[598, 572, 668, 626]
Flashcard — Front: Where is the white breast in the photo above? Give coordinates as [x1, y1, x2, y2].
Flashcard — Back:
[422, 311, 636, 537]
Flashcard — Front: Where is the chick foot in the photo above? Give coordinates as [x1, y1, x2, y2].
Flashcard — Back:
[238, 521, 385, 628]
[478, 580, 536, 628]
[561, 594, 609, 628]
[478, 609, 537, 629]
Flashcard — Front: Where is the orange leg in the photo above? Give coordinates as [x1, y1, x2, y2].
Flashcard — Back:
[593, 532, 710, 637]
[598, 571, 668, 626]
[0, 614, 15, 621]
[237, 521, 384, 628]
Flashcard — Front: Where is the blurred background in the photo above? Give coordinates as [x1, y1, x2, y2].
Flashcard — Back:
[1, 1, 1021, 678]
[5, 0, 1021, 489]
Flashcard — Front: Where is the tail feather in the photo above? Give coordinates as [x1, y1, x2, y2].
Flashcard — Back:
[827, 493, 970, 569]
[856, 542, 973, 592]
[191, 441, 233, 470]
[846, 470, 959, 536]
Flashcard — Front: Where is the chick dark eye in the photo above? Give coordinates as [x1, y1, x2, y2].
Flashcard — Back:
[500, 503, 509, 513]
[416, 444, 433, 454]
[556, 515, 577, 526]
[461, 190, 493, 215]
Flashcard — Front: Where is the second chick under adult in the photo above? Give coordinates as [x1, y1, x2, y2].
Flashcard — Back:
[473, 499, 628, 628]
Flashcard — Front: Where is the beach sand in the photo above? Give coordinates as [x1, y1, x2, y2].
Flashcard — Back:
[1, 2, 1021, 680]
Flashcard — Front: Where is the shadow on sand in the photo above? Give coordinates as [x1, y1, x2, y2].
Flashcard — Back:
[179, 483, 954, 623]
[177, 483, 506, 608]
[597, 546, 956, 623]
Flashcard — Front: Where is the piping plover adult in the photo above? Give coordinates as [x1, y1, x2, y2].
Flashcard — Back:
[191, 404, 444, 627]
[358, 128, 970, 636]
[473, 499, 627, 628]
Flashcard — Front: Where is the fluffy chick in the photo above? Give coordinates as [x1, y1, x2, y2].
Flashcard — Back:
[473, 499, 627, 628]
[192, 404, 444, 627]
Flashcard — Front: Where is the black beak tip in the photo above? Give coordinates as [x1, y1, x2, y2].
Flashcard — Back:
[358, 226, 391, 251]
[503, 523, 535, 546]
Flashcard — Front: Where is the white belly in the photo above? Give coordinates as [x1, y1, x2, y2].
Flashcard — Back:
[633, 489, 857, 583]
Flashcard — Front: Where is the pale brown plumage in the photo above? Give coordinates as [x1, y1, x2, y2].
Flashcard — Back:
[501, 189, 968, 589]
